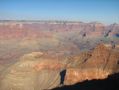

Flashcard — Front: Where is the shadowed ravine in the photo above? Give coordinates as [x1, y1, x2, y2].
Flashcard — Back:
[52, 73, 119, 90]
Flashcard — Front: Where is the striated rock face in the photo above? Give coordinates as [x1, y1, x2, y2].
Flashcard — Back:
[64, 44, 119, 85]
[66, 52, 91, 68]
[0, 21, 119, 39]
[0, 52, 65, 90]
[64, 68, 110, 85]
[81, 44, 111, 69]
[34, 60, 64, 71]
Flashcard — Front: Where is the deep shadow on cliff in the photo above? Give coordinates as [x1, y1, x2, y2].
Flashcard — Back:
[52, 72, 119, 90]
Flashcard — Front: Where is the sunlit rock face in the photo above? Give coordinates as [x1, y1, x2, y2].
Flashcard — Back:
[64, 44, 119, 85]
[0, 52, 65, 90]
[81, 44, 111, 69]
[64, 68, 110, 85]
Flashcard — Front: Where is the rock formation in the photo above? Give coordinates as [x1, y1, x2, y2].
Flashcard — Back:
[64, 44, 119, 85]
[0, 52, 65, 90]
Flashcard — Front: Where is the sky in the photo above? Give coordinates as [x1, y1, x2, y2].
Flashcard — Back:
[0, 0, 119, 24]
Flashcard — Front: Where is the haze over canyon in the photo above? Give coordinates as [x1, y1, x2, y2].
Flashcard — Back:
[0, 20, 119, 90]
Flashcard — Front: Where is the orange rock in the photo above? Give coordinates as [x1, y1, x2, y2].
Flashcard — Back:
[64, 68, 110, 85]
[64, 44, 119, 85]
[34, 60, 64, 71]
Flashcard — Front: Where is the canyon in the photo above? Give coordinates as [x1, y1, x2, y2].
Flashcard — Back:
[0, 20, 119, 90]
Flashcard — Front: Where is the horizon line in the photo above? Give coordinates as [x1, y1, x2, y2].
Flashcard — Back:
[0, 20, 118, 25]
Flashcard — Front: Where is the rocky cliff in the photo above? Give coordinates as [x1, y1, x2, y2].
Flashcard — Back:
[64, 44, 119, 85]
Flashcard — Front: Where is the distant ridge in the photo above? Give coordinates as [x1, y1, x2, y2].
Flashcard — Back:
[0, 20, 118, 25]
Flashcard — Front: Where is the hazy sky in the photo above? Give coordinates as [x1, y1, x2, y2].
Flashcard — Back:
[0, 0, 119, 24]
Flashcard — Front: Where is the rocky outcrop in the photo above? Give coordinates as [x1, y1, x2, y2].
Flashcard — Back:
[81, 44, 111, 69]
[64, 44, 119, 85]
[66, 52, 91, 68]
[64, 68, 110, 85]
